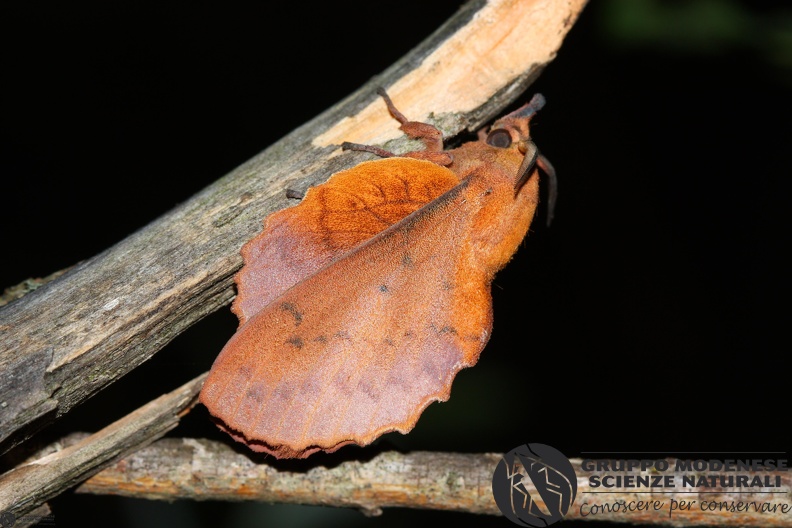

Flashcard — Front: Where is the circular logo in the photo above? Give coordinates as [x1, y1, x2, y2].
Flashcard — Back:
[492, 443, 577, 527]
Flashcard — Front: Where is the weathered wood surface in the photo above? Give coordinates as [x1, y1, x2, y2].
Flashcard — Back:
[72, 443, 792, 526]
[0, 374, 205, 520]
[0, 0, 588, 455]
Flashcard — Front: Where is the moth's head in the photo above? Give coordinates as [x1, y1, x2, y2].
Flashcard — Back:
[485, 93, 546, 194]
[488, 93, 545, 146]
[479, 93, 556, 226]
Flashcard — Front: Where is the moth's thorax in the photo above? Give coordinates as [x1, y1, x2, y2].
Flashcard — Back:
[449, 141, 540, 276]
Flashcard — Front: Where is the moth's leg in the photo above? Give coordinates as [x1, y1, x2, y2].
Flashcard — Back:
[378, 88, 443, 151]
[341, 142, 395, 158]
[341, 88, 453, 166]
[341, 141, 451, 166]
[401, 150, 453, 166]
[285, 188, 305, 200]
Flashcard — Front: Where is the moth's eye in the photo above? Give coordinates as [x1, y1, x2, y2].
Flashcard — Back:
[486, 129, 512, 149]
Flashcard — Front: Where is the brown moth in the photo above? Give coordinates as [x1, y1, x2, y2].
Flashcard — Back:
[200, 89, 555, 458]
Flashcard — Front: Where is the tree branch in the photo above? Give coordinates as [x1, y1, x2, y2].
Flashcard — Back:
[0, 375, 205, 520]
[71, 442, 791, 526]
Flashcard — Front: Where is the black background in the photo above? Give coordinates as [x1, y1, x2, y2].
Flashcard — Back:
[1, 1, 789, 527]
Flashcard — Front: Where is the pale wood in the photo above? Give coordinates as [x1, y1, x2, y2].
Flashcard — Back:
[73, 443, 792, 526]
[0, 0, 588, 456]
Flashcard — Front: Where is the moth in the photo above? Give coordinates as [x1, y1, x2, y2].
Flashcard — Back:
[200, 89, 555, 458]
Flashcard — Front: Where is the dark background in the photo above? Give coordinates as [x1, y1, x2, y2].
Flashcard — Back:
[1, 1, 789, 526]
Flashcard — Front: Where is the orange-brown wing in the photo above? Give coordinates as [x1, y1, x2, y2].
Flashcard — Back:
[200, 179, 495, 458]
[233, 158, 460, 325]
